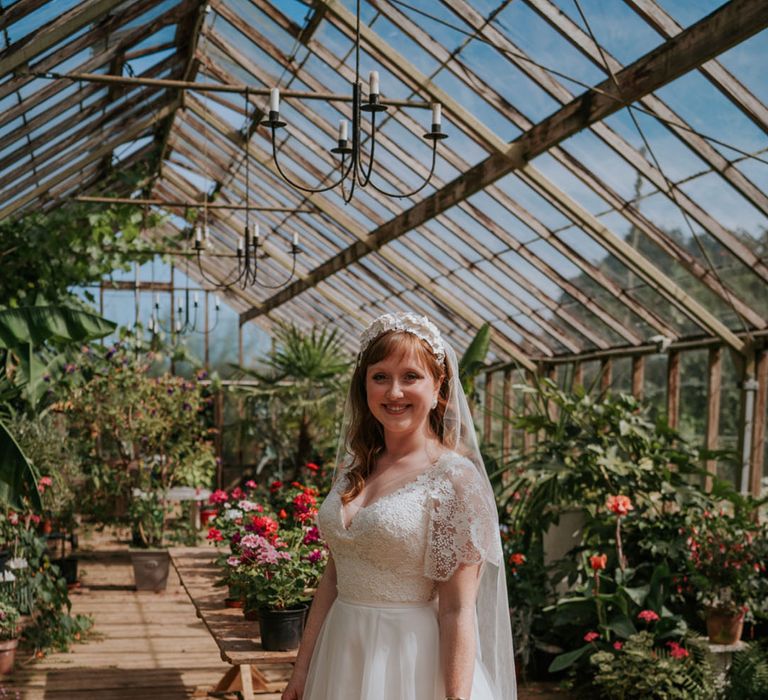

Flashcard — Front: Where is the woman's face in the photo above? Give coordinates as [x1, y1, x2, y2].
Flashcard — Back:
[365, 347, 439, 438]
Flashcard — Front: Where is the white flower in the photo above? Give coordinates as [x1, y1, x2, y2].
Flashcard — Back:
[224, 509, 243, 520]
[359, 312, 445, 362]
[238, 500, 258, 512]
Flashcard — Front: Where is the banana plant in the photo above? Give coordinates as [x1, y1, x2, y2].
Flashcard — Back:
[0, 304, 115, 508]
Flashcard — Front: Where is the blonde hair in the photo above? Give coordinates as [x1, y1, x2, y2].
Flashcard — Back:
[341, 330, 449, 504]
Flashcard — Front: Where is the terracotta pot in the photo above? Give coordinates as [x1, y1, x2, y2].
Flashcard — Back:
[705, 607, 745, 645]
[200, 508, 218, 527]
[225, 597, 244, 609]
[258, 605, 308, 651]
[0, 638, 18, 675]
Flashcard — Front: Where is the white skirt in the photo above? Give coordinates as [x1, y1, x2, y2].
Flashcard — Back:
[303, 597, 497, 700]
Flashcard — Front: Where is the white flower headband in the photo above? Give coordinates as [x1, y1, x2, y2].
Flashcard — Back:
[359, 312, 445, 363]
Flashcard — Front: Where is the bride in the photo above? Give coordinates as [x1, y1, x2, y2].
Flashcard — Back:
[281, 312, 516, 700]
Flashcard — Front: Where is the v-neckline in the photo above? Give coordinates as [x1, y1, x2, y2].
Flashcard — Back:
[339, 454, 446, 532]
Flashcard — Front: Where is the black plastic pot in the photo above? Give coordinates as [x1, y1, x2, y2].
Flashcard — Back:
[52, 556, 78, 585]
[258, 605, 308, 651]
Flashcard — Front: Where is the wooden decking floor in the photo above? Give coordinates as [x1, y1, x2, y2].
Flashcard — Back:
[0, 529, 568, 699]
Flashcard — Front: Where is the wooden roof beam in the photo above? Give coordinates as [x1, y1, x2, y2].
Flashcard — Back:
[367, 0, 764, 331]
[236, 7, 678, 342]
[0, 0, 128, 77]
[248, 0, 760, 354]
[522, 0, 768, 217]
[0, 99, 178, 221]
[625, 0, 768, 133]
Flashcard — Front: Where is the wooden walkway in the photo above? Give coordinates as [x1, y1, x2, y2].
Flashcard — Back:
[0, 530, 292, 699]
[0, 529, 568, 699]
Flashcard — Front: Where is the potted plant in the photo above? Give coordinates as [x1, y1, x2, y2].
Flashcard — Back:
[64, 343, 217, 592]
[684, 508, 768, 644]
[0, 599, 20, 675]
[209, 480, 327, 650]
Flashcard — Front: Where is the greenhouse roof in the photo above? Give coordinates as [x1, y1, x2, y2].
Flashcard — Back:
[1, 0, 767, 363]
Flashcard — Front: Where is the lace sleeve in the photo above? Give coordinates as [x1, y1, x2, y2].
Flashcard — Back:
[424, 455, 499, 581]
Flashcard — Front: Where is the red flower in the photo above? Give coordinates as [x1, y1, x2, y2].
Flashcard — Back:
[637, 609, 660, 623]
[245, 480, 257, 489]
[270, 480, 283, 493]
[606, 495, 634, 516]
[278, 508, 288, 519]
[230, 487, 244, 500]
[306, 462, 319, 472]
[667, 641, 689, 659]
[589, 554, 608, 571]
[584, 631, 600, 643]
[613, 641, 623, 650]
[209, 489, 228, 504]
[509, 553, 526, 566]
[251, 515, 279, 540]
[206, 528, 224, 542]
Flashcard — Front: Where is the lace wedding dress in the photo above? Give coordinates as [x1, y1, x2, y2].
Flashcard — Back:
[303, 451, 499, 700]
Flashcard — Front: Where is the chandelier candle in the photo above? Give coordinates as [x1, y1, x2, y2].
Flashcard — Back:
[270, 88, 279, 113]
[369, 70, 379, 96]
[339, 119, 348, 142]
[432, 103, 441, 127]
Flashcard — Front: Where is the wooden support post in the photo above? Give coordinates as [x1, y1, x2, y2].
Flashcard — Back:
[238, 321, 244, 367]
[502, 370, 513, 461]
[523, 370, 536, 454]
[484, 371, 494, 445]
[666, 350, 681, 429]
[705, 346, 723, 492]
[600, 358, 612, 394]
[204, 290, 210, 367]
[545, 364, 558, 421]
[749, 349, 767, 497]
[632, 355, 645, 400]
[214, 390, 224, 489]
[573, 361, 583, 390]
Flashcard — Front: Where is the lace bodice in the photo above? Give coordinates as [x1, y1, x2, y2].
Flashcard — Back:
[316, 451, 498, 604]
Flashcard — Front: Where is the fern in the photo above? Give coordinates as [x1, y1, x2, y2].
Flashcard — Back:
[726, 642, 768, 700]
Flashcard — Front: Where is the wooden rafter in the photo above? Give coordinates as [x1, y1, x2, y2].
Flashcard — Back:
[368, 0, 765, 331]
[241, 0, 760, 354]
[625, 0, 768, 134]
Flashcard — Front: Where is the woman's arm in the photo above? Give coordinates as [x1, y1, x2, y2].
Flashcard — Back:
[282, 555, 338, 699]
[437, 562, 483, 699]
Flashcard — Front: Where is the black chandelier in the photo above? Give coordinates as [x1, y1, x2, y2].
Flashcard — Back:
[194, 89, 302, 292]
[260, 0, 447, 204]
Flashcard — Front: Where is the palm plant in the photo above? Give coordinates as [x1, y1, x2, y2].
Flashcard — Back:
[235, 323, 352, 479]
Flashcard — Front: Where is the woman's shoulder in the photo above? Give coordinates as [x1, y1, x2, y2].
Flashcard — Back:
[432, 450, 485, 489]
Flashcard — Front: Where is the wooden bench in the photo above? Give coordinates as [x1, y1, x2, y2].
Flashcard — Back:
[169, 546, 297, 699]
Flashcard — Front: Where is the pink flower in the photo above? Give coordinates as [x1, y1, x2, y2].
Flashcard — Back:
[584, 631, 600, 643]
[303, 526, 321, 545]
[245, 480, 257, 489]
[227, 556, 241, 567]
[637, 609, 660, 623]
[239, 534, 291, 565]
[307, 549, 324, 564]
[667, 641, 689, 659]
[613, 641, 623, 650]
[606, 495, 634, 516]
[209, 489, 228, 504]
[39, 476, 53, 487]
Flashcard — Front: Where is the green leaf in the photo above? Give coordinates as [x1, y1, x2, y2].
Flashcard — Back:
[0, 416, 41, 510]
[0, 306, 116, 348]
[548, 643, 592, 673]
[606, 615, 637, 639]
